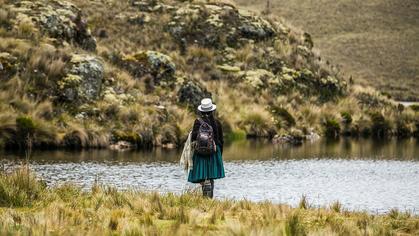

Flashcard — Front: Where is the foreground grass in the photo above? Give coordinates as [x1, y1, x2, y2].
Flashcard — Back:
[1, 169, 419, 235]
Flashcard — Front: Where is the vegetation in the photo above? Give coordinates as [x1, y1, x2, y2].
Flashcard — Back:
[0, 168, 418, 235]
[0, 0, 417, 151]
[236, 0, 419, 101]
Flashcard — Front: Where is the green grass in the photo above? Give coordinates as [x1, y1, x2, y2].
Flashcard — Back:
[236, 0, 419, 101]
[0, 168, 418, 235]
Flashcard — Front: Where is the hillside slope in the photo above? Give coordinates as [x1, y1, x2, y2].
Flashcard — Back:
[236, 0, 419, 101]
[0, 0, 417, 150]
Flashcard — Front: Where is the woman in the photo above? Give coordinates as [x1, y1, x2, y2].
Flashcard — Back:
[188, 98, 225, 198]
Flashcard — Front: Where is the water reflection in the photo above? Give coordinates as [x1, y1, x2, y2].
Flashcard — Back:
[1, 138, 418, 163]
[0, 138, 418, 213]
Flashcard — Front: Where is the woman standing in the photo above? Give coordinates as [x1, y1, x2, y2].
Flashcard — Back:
[188, 98, 225, 198]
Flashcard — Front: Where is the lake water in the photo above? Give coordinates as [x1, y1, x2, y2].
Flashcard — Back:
[1, 138, 418, 214]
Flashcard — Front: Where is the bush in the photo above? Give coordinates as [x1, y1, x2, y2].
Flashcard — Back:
[370, 112, 391, 138]
[322, 118, 340, 138]
[242, 113, 275, 138]
[270, 105, 296, 128]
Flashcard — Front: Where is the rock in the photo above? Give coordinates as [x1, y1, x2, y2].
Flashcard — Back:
[58, 54, 104, 102]
[9, 0, 96, 50]
[0, 52, 18, 79]
[167, 3, 276, 48]
[109, 141, 135, 151]
[178, 80, 211, 108]
[272, 130, 304, 145]
[121, 51, 176, 86]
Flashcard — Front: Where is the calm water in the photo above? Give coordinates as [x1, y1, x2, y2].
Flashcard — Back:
[1, 138, 418, 214]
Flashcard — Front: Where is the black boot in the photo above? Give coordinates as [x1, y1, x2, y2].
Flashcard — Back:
[210, 179, 214, 198]
[202, 180, 212, 198]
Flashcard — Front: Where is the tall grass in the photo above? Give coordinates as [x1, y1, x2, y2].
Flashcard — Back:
[0, 169, 418, 235]
[0, 167, 46, 207]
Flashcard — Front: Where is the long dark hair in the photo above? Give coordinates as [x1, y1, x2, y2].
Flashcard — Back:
[200, 111, 216, 130]
[200, 110, 214, 118]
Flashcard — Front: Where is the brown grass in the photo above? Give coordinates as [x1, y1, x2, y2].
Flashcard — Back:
[236, 0, 419, 101]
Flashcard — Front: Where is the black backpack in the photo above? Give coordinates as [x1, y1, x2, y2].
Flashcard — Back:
[195, 119, 216, 156]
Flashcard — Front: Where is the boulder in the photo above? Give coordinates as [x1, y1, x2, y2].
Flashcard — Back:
[10, 0, 96, 50]
[167, 3, 276, 48]
[121, 51, 176, 86]
[178, 80, 211, 108]
[58, 54, 104, 102]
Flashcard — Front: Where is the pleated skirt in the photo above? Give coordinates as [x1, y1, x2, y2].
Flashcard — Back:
[187, 146, 225, 183]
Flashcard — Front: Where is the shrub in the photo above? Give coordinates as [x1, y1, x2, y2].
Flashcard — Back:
[370, 112, 391, 138]
[159, 124, 181, 145]
[322, 118, 340, 138]
[270, 105, 296, 128]
[242, 113, 275, 138]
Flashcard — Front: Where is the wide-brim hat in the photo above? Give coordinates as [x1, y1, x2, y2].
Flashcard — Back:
[198, 98, 216, 112]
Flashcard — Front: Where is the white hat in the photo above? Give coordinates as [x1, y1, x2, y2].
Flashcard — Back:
[198, 98, 216, 112]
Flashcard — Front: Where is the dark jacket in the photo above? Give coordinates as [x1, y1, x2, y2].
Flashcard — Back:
[191, 116, 224, 154]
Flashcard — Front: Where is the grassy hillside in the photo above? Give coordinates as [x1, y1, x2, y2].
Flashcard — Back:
[0, 0, 418, 150]
[1, 168, 418, 235]
[236, 0, 419, 101]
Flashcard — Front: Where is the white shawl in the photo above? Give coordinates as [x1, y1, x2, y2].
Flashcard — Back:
[180, 132, 194, 174]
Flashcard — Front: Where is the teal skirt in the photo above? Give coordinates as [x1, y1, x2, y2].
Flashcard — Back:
[188, 145, 225, 183]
